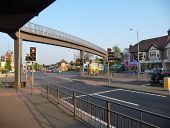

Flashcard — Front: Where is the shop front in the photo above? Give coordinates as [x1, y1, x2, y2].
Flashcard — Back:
[164, 59, 170, 70]
[122, 60, 138, 73]
[140, 60, 162, 73]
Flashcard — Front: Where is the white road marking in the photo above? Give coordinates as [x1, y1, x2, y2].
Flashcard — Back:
[77, 89, 123, 98]
[96, 94, 139, 106]
[120, 89, 166, 98]
[141, 84, 149, 86]
[62, 89, 122, 100]
[62, 88, 139, 106]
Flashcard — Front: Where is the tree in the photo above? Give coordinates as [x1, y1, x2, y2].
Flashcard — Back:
[94, 56, 100, 61]
[112, 45, 121, 65]
[84, 53, 93, 62]
[5, 59, 12, 71]
[33, 62, 41, 71]
[74, 51, 93, 62]
[0, 62, 1, 69]
[70, 61, 74, 66]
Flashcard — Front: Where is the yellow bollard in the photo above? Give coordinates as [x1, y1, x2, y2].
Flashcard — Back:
[29, 76, 32, 82]
[164, 77, 170, 91]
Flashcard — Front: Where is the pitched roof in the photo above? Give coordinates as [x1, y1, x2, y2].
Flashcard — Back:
[60, 59, 68, 64]
[130, 35, 169, 53]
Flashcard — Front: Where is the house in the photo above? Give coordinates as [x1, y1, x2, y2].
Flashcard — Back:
[121, 48, 131, 63]
[129, 30, 170, 72]
[0, 50, 14, 71]
[58, 59, 70, 71]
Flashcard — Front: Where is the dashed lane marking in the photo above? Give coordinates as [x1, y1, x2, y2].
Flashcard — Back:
[96, 94, 139, 106]
[120, 89, 166, 98]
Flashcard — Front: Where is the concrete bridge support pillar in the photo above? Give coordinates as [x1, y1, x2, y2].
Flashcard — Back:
[80, 50, 84, 76]
[103, 57, 107, 66]
[14, 32, 22, 89]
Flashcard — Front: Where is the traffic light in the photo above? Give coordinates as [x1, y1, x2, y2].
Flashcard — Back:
[133, 54, 138, 61]
[100, 59, 103, 64]
[107, 48, 115, 62]
[139, 53, 143, 61]
[30, 47, 36, 61]
[80, 59, 83, 65]
[25, 55, 30, 61]
[90, 60, 92, 64]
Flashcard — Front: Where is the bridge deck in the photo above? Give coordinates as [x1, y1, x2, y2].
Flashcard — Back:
[20, 22, 106, 57]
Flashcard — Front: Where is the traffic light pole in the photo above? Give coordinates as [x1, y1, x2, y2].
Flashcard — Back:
[108, 62, 110, 85]
[31, 62, 34, 95]
[25, 62, 27, 83]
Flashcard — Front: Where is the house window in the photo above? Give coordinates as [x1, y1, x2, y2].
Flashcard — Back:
[167, 49, 170, 58]
[149, 51, 159, 59]
[149, 51, 156, 58]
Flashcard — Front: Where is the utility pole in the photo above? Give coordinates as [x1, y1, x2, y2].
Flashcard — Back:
[130, 29, 140, 80]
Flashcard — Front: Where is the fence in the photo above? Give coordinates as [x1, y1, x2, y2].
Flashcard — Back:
[84, 72, 150, 81]
[111, 73, 150, 81]
[41, 83, 170, 128]
[0, 73, 27, 87]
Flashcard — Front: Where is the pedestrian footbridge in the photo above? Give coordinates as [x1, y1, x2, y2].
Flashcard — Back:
[18, 22, 106, 58]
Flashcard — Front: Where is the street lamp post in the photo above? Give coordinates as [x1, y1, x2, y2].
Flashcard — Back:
[130, 29, 140, 80]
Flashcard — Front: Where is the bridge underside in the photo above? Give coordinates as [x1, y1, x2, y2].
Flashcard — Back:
[0, 0, 55, 89]
[0, 0, 55, 33]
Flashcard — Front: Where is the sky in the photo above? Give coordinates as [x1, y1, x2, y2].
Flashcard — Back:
[0, 0, 170, 64]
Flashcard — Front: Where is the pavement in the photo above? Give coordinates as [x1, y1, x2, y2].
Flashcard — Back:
[0, 87, 91, 128]
[70, 75, 170, 96]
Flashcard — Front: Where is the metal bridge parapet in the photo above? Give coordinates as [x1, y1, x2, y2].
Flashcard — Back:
[21, 22, 106, 55]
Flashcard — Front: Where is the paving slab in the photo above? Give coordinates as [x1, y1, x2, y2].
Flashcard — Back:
[0, 87, 91, 128]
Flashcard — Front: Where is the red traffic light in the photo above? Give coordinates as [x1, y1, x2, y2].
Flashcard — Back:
[30, 47, 36, 53]
[30, 47, 36, 61]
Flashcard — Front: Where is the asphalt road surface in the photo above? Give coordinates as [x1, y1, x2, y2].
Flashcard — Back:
[34, 72, 170, 128]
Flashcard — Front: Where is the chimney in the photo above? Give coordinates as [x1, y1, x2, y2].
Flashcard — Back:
[168, 29, 170, 36]
[168, 29, 170, 40]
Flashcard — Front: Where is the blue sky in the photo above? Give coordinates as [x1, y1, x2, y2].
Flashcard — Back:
[0, 0, 170, 64]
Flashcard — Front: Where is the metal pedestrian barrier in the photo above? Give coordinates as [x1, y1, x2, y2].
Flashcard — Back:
[41, 83, 170, 128]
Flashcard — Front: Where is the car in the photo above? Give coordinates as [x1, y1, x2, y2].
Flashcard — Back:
[47, 68, 53, 73]
[52, 69, 61, 73]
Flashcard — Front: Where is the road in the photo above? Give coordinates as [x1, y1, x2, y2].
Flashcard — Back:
[34, 72, 170, 128]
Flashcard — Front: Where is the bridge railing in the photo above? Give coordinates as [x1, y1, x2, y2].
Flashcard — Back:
[41, 83, 170, 128]
[21, 22, 106, 54]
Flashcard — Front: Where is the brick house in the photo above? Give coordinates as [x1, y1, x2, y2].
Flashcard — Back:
[129, 30, 170, 72]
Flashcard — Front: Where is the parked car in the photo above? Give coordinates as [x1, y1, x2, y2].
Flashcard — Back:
[47, 68, 53, 73]
[47, 68, 61, 73]
[52, 69, 61, 73]
[149, 71, 170, 87]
